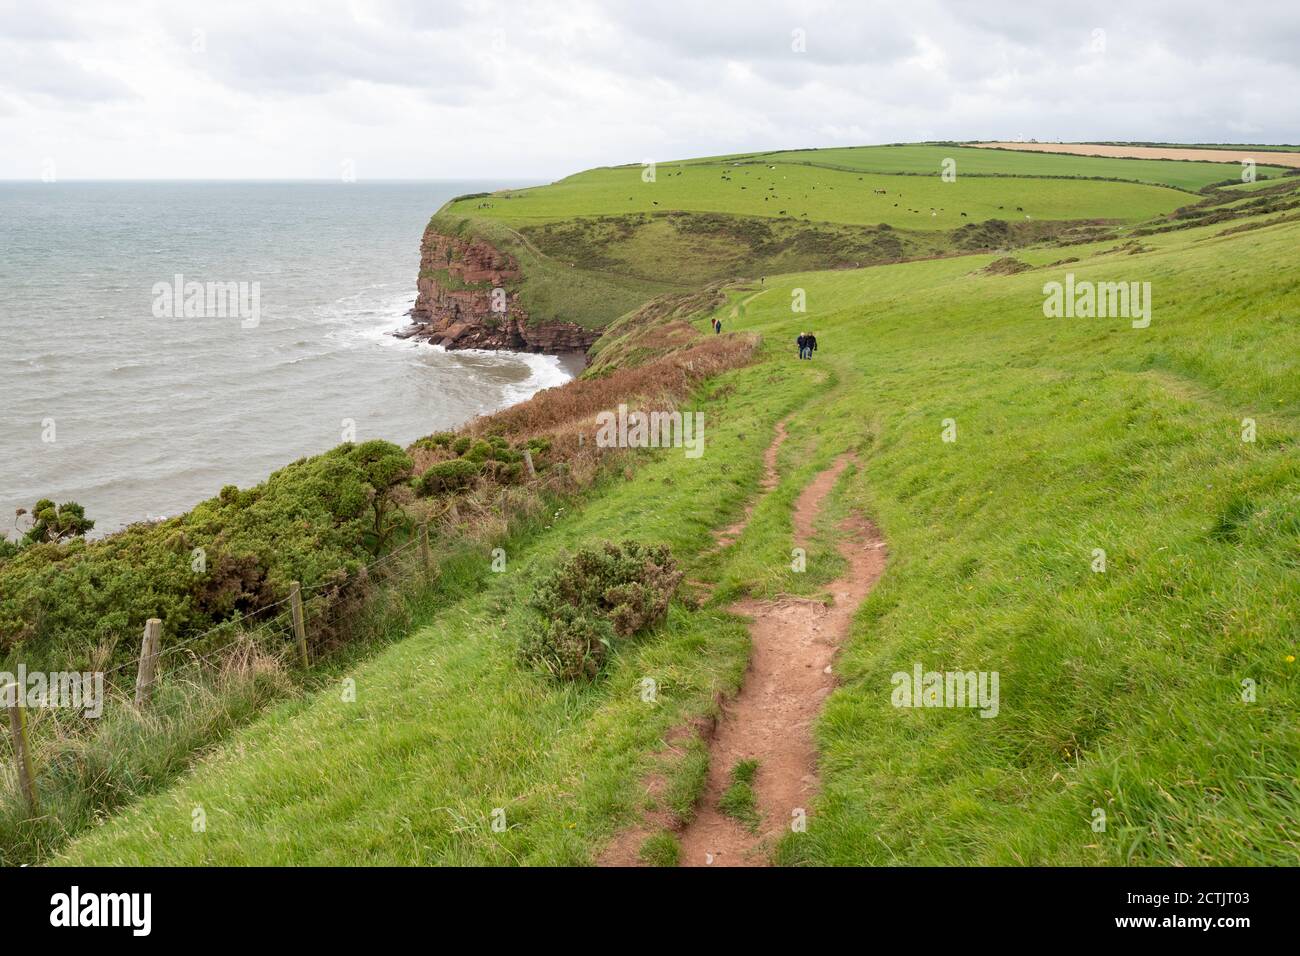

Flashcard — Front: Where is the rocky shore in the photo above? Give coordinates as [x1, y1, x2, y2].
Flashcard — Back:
[400, 228, 600, 354]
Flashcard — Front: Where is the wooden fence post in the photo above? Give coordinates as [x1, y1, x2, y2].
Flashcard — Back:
[448, 501, 460, 524]
[4, 682, 38, 814]
[418, 523, 431, 575]
[522, 448, 536, 480]
[289, 581, 309, 667]
[134, 618, 162, 707]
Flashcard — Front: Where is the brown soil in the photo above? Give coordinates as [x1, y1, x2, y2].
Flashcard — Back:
[677, 454, 885, 866]
[971, 142, 1300, 168]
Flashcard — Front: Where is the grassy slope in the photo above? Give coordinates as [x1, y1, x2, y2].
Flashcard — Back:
[434, 145, 1241, 333]
[725, 218, 1300, 865]
[427, 211, 674, 330]
[62, 157, 1299, 867]
[693, 144, 1285, 191]
[59, 365, 837, 864]
[445, 161, 1189, 229]
[1220, 176, 1300, 194]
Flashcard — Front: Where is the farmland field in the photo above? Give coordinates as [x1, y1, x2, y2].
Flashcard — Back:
[973, 141, 1300, 170]
[444, 160, 1194, 227]
[720, 144, 1283, 191]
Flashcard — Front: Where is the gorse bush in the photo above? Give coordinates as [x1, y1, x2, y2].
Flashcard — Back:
[410, 433, 544, 496]
[521, 540, 682, 680]
[415, 459, 480, 495]
[0, 440, 413, 667]
[522, 606, 616, 681]
[21, 499, 94, 545]
[3, 418, 567, 669]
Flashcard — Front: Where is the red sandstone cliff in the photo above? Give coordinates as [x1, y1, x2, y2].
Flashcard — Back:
[403, 228, 600, 353]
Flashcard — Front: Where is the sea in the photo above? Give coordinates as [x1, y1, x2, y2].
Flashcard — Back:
[0, 180, 574, 538]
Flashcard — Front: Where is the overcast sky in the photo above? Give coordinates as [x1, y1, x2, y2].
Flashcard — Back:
[2, 0, 1297, 181]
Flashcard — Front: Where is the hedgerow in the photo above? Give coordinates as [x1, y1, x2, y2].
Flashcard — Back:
[0, 440, 412, 669]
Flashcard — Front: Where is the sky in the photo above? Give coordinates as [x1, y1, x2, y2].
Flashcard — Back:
[2, 0, 1298, 181]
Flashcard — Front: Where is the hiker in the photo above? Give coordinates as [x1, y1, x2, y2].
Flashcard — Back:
[805, 332, 818, 359]
[711, 317, 718, 333]
[715, 317, 722, 334]
[796, 332, 807, 359]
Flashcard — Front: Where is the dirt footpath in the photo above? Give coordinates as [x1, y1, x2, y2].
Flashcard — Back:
[677, 454, 886, 867]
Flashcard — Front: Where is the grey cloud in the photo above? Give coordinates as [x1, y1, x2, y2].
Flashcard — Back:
[0, 41, 135, 104]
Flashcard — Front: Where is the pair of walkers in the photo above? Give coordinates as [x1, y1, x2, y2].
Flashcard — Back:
[796, 332, 818, 360]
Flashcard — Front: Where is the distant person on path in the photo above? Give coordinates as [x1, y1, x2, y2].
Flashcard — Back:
[805, 332, 818, 359]
[711, 317, 718, 333]
[716, 318, 722, 334]
[797, 332, 807, 359]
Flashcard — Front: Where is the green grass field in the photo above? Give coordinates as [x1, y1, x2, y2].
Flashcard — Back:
[57, 162, 1300, 865]
[446, 161, 1191, 228]
[694, 144, 1285, 191]
[434, 143, 1284, 335]
[1220, 175, 1300, 193]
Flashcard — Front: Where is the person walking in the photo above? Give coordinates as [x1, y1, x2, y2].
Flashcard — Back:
[796, 332, 807, 359]
[715, 317, 722, 334]
[805, 332, 818, 359]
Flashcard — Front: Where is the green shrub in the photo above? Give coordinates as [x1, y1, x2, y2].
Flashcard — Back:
[484, 460, 524, 485]
[519, 605, 614, 681]
[349, 440, 414, 554]
[412, 432, 455, 451]
[521, 540, 682, 680]
[22, 499, 93, 545]
[0, 440, 413, 667]
[452, 436, 473, 456]
[415, 459, 480, 496]
[534, 540, 682, 638]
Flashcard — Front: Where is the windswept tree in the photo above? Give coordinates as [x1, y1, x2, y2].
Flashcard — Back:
[347, 441, 413, 555]
[22, 499, 94, 545]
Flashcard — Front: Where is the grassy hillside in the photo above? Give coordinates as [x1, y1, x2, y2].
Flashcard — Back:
[427, 211, 675, 330]
[57, 176, 1299, 865]
[432, 144, 1262, 335]
[444, 161, 1190, 228]
[694, 144, 1285, 191]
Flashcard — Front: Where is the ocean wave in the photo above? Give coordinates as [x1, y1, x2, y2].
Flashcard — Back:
[500, 352, 572, 404]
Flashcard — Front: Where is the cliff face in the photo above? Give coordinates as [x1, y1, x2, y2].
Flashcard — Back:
[404, 229, 600, 353]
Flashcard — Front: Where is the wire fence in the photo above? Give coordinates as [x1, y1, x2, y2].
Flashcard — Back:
[0, 520, 455, 818]
[90, 532, 430, 689]
[0, 450, 586, 817]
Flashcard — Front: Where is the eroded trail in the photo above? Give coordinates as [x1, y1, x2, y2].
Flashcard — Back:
[599, 418, 792, 866]
[712, 418, 786, 551]
[678, 454, 886, 866]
